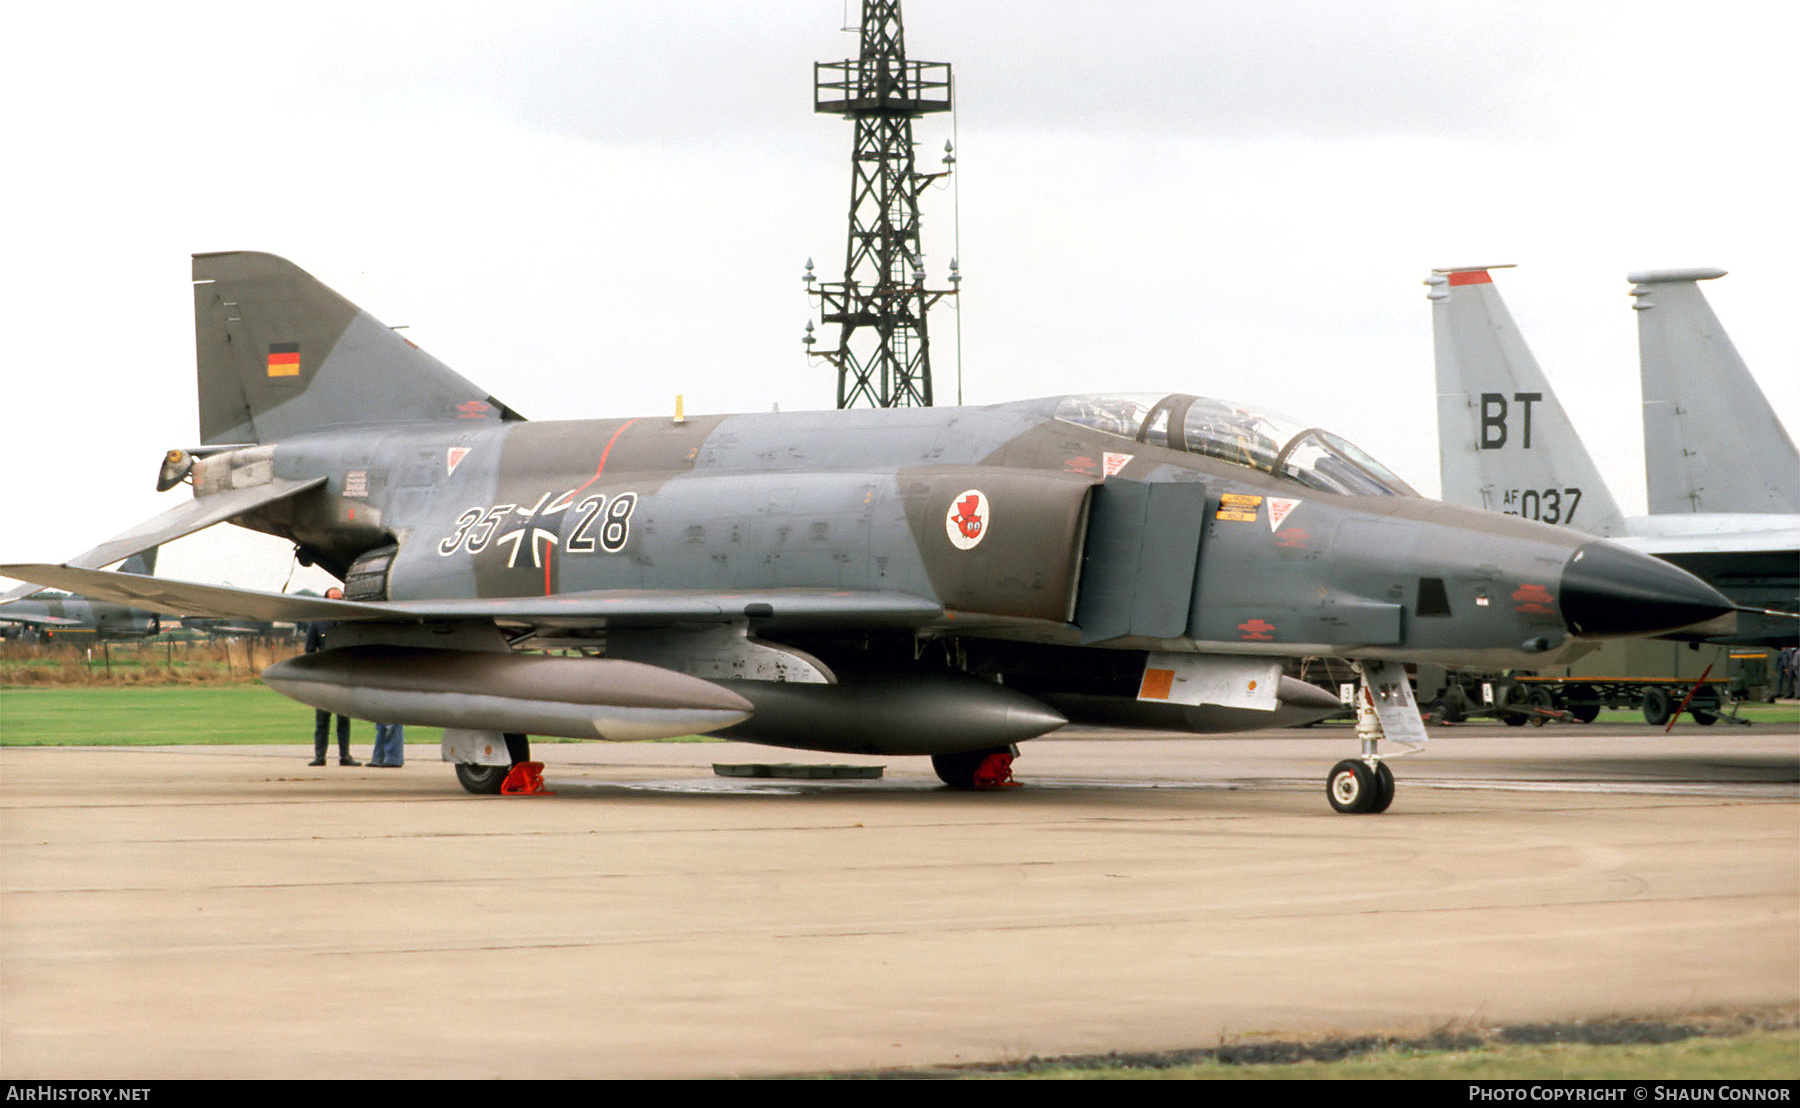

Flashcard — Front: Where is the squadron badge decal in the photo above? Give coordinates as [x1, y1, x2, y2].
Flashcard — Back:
[946, 489, 989, 550]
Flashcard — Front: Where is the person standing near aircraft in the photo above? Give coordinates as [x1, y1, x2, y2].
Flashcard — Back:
[371, 722, 404, 767]
[306, 588, 359, 767]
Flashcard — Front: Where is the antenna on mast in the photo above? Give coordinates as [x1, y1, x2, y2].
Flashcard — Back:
[805, 0, 957, 409]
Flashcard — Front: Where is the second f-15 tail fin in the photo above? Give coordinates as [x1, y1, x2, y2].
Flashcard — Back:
[1630, 268, 1798, 515]
[193, 251, 524, 446]
[1428, 266, 1625, 535]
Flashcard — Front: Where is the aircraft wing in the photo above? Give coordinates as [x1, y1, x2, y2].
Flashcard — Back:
[0, 477, 327, 602]
[0, 564, 945, 632]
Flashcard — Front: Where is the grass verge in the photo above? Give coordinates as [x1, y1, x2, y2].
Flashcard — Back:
[0, 684, 446, 747]
[833, 1010, 1800, 1080]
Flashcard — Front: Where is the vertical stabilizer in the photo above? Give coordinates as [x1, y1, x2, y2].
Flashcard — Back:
[194, 252, 523, 445]
[1630, 268, 1798, 514]
[1429, 266, 1625, 535]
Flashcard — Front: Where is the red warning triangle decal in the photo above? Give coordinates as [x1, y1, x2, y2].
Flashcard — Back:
[1267, 497, 1300, 532]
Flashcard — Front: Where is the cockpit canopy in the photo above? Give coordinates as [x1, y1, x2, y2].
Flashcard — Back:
[1053, 393, 1418, 497]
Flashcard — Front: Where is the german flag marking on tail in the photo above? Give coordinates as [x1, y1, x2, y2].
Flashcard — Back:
[266, 343, 301, 377]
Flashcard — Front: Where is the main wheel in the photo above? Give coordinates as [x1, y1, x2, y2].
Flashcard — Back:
[1327, 759, 1385, 814]
[932, 747, 1016, 790]
[455, 733, 532, 794]
[455, 763, 509, 794]
[1641, 687, 1673, 726]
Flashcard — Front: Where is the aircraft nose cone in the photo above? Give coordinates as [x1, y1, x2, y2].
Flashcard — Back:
[1559, 541, 1733, 638]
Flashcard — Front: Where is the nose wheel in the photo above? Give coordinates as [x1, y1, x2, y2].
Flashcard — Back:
[1327, 758, 1395, 814]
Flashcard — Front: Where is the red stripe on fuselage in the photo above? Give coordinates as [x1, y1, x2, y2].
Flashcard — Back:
[543, 417, 640, 595]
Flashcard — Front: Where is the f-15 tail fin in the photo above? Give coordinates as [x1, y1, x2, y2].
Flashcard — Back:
[193, 251, 524, 445]
[1629, 268, 1798, 514]
[1428, 266, 1625, 535]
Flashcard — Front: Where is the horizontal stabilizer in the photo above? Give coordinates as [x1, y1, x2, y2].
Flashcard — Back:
[0, 564, 944, 631]
[0, 478, 326, 603]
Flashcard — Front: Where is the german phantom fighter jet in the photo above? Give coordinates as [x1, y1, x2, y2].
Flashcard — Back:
[1, 253, 1735, 812]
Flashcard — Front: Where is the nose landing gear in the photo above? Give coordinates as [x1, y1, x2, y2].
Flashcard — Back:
[1328, 661, 1426, 814]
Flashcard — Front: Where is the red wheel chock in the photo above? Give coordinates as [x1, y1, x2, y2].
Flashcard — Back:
[500, 761, 553, 796]
[973, 752, 1020, 789]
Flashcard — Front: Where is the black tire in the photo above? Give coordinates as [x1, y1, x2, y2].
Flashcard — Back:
[1641, 687, 1673, 726]
[1526, 687, 1555, 727]
[1424, 699, 1448, 725]
[1327, 759, 1382, 814]
[455, 763, 509, 794]
[455, 732, 532, 795]
[1565, 684, 1601, 724]
[932, 747, 1011, 790]
[1371, 761, 1395, 814]
[1688, 687, 1721, 726]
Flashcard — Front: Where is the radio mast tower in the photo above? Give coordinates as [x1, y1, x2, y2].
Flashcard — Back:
[805, 0, 956, 409]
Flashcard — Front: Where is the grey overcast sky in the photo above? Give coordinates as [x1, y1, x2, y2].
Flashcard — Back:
[3, 1, 1793, 591]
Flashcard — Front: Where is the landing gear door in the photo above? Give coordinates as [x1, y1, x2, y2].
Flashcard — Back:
[1074, 479, 1207, 643]
[1360, 660, 1428, 751]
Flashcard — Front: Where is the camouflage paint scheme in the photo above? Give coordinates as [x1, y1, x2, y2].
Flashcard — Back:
[2, 254, 1737, 808]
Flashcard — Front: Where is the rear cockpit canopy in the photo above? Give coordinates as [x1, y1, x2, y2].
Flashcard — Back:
[1053, 393, 1418, 497]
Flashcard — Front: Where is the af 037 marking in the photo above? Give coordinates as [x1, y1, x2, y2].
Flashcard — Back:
[1499, 486, 1583, 525]
[946, 489, 989, 550]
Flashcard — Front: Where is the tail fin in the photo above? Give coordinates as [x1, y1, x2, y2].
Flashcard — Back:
[1629, 268, 1799, 514]
[1428, 266, 1625, 535]
[193, 252, 524, 445]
